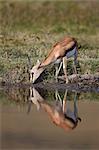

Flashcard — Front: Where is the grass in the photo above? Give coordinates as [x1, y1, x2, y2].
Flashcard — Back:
[0, 0, 99, 83]
[0, 0, 99, 34]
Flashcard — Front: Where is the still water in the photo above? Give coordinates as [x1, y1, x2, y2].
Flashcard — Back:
[0, 86, 99, 150]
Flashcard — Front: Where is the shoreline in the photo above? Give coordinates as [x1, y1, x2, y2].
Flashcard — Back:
[0, 76, 99, 93]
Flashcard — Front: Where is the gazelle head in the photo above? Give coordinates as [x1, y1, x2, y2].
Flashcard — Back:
[30, 60, 44, 83]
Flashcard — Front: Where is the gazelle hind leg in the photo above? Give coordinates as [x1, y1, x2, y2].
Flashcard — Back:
[63, 57, 69, 84]
[73, 63, 77, 75]
[73, 92, 81, 122]
[74, 92, 78, 119]
[73, 49, 78, 75]
[73, 49, 79, 85]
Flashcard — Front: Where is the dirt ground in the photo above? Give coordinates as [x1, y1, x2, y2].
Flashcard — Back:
[0, 74, 99, 93]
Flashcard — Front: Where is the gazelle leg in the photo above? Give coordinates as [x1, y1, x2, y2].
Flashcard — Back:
[57, 92, 62, 105]
[73, 49, 79, 85]
[73, 58, 77, 74]
[55, 89, 58, 101]
[57, 61, 63, 75]
[63, 57, 69, 84]
[74, 92, 78, 119]
[73, 60, 77, 75]
[73, 64, 78, 87]
[73, 92, 81, 122]
[62, 89, 68, 113]
[55, 61, 63, 82]
[55, 65, 58, 82]
[55, 90, 62, 103]
[73, 49, 78, 75]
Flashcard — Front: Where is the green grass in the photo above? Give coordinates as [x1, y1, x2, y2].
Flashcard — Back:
[0, 0, 99, 83]
[0, 0, 99, 34]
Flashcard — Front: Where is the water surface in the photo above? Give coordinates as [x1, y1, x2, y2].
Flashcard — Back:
[0, 87, 99, 150]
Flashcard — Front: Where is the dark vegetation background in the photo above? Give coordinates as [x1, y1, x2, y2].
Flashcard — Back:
[0, 0, 99, 83]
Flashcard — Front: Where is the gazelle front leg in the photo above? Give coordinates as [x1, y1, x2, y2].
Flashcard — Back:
[55, 61, 63, 82]
[63, 57, 69, 84]
[62, 89, 68, 113]
[55, 65, 59, 82]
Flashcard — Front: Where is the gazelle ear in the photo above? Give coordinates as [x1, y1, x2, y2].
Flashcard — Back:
[36, 59, 41, 67]
[37, 59, 40, 64]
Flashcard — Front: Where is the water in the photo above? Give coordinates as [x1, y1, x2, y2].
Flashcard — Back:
[0, 86, 99, 150]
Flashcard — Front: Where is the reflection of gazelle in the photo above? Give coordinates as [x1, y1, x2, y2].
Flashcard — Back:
[28, 87, 81, 131]
[27, 87, 44, 113]
[55, 90, 81, 130]
[30, 36, 78, 83]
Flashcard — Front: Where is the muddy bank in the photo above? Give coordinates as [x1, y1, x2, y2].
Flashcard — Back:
[0, 74, 99, 93]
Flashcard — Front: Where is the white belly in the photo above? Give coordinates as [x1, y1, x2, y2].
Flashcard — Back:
[55, 58, 61, 64]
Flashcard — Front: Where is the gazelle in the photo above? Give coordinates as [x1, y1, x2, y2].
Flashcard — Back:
[28, 87, 81, 131]
[30, 36, 78, 83]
